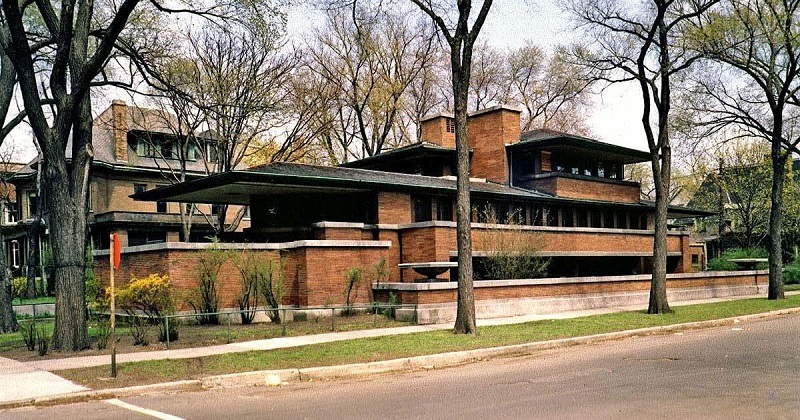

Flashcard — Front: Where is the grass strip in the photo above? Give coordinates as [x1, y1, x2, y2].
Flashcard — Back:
[56, 295, 800, 389]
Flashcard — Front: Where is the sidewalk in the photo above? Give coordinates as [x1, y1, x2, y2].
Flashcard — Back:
[2, 292, 798, 405]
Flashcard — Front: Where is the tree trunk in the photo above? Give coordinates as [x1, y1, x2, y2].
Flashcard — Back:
[648, 168, 672, 314]
[49, 95, 93, 351]
[0, 234, 18, 333]
[24, 217, 41, 298]
[452, 72, 476, 335]
[767, 139, 786, 300]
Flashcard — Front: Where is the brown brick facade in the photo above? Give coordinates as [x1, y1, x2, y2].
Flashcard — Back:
[467, 107, 521, 184]
[528, 176, 641, 203]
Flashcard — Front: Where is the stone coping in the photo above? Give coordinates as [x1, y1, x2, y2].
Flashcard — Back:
[373, 270, 767, 291]
[467, 251, 683, 258]
[93, 240, 391, 256]
[398, 262, 459, 269]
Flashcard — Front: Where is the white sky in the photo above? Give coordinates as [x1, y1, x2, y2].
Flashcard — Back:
[3, 0, 647, 163]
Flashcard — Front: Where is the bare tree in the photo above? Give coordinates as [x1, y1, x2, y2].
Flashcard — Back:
[0, 0, 284, 350]
[0, 16, 26, 332]
[687, 0, 800, 299]
[409, 0, 494, 335]
[304, 7, 437, 163]
[571, 0, 719, 314]
[469, 40, 510, 111]
[509, 44, 594, 134]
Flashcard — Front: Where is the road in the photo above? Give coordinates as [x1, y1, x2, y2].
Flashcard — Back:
[5, 314, 800, 419]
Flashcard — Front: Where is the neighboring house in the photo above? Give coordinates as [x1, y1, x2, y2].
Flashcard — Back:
[115, 105, 758, 325]
[3, 101, 249, 276]
[686, 159, 800, 257]
[0, 161, 29, 276]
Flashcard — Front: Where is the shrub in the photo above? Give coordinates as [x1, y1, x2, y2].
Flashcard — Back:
[20, 322, 36, 351]
[476, 207, 549, 280]
[114, 273, 178, 343]
[11, 277, 26, 301]
[235, 251, 262, 325]
[707, 247, 768, 271]
[36, 325, 50, 356]
[92, 314, 111, 350]
[254, 256, 286, 324]
[344, 267, 362, 315]
[190, 241, 229, 325]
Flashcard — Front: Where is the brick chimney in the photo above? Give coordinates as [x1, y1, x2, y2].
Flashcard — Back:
[467, 105, 521, 185]
[419, 112, 456, 148]
[111, 100, 128, 162]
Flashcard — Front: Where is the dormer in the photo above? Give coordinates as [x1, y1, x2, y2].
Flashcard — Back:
[508, 130, 650, 203]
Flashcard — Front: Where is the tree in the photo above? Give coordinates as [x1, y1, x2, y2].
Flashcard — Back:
[469, 40, 509, 111]
[304, 6, 437, 163]
[508, 44, 594, 135]
[571, 0, 719, 314]
[690, 142, 773, 248]
[409, 0, 494, 335]
[0, 11, 27, 334]
[686, 0, 800, 299]
[0, 0, 278, 350]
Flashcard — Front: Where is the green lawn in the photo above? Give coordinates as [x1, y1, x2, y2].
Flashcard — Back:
[55, 295, 800, 390]
[12, 296, 55, 305]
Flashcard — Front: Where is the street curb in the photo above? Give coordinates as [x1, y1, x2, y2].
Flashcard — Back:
[3, 306, 800, 410]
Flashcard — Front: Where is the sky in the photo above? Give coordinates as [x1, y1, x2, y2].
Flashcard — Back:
[2, 0, 647, 163]
[285, 0, 648, 152]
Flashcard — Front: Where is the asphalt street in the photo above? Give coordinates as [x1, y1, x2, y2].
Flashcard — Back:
[5, 313, 800, 419]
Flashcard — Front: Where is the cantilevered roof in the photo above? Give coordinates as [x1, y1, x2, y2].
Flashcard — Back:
[510, 129, 651, 164]
[131, 161, 712, 218]
[131, 162, 554, 205]
[340, 142, 457, 169]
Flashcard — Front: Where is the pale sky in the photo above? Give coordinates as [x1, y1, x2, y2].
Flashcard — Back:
[3, 1, 647, 162]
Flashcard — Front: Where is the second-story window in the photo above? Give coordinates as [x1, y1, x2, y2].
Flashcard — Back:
[4, 202, 17, 224]
[27, 192, 37, 220]
[133, 183, 147, 195]
[155, 184, 168, 213]
[445, 118, 455, 133]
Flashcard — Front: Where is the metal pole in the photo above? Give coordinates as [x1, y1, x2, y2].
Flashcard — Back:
[109, 234, 117, 378]
[164, 316, 170, 349]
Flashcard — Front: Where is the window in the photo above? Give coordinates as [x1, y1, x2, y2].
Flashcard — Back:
[413, 196, 432, 222]
[160, 140, 178, 159]
[205, 142, 219, 163]
[435, 197, 453, 222]
[576, 208, 589, 227]
[184, 203, 195, 215]
[186, 143, 198, 161]
[211, 204, 223, 216]
[27, 192, 37, 219]
[597, 162, 605, 178]
[540, 151, 552, 172]
[133, 183, 147, 195]
[445, 118, 455, 133]
[155, 185, 168, 213]
[10, 240, 20, 268]
[562, 208, 575, 227]
[3, 202, 16, 224]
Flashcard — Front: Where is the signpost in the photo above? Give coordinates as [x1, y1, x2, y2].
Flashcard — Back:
[110, 233, 120, 377]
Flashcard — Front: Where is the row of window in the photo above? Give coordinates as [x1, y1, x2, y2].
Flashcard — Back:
[129, 136, 219, 163]
[412, 196, 649, 230]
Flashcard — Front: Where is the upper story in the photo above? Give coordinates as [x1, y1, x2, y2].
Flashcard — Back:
[344, 105, 649, 205]
[8, 101, 227, 221]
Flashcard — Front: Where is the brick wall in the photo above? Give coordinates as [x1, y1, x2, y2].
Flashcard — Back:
[378, 271, 768, 306]
[467, 106, 521, 184]
[111, 100, 128, 162]
[420, 115, 455, 148]
[527, 176, 641, 203]
[94, 242, 394, 310]
[378, 192, 411, 224]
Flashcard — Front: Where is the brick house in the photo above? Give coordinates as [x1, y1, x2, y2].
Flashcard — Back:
[110, 105, 769, 324]
[3, 101, 248, 279]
